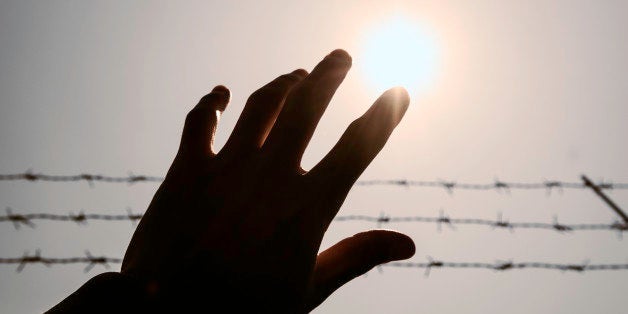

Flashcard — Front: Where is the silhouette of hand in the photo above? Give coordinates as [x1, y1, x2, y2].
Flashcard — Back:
[121, 49, 415, 312]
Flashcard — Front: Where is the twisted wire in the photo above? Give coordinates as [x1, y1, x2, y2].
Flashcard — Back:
[2, 172, 627, 191]
[0, 250, 121, 272]
[2, 251, 626, 275]
[2, 208, 627, 235]
[385, 259, 628, 276]
[335, 214, 628, 234]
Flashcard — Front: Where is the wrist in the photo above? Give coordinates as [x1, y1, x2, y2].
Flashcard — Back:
[47, 272, 150, 313]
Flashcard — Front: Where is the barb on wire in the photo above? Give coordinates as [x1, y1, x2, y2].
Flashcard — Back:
[0, 250, 121, 273]
[4, 209, 627, 236]
[493, 179, 511, 194]
[436, 209, 456, 232]
[385, 258, 628, 276]
[2, 172, 628, 192]
[491, 212, 512, 231]
[4, 207, 35, 229]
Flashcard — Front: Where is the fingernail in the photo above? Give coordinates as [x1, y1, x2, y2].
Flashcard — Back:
[212, 85, 229, 95]
[386, 87, 410, 104]
[211, 85, 230, 101]
[327, 49, 352, 63]
[388, 237, 416, 259]
[210, 85, 230, 111]
[291, 68, 309, 78]
[384, 87, 410, 113]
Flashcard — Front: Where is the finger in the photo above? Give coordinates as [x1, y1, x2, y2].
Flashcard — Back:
[179, 85, 230, 157]
[263, 49, 352, 168]
[306, 230, 415, 311]
[221, 69, 308, 155]
[308, 87, 410, 204]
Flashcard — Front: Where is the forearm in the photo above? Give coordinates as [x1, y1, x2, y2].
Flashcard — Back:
[47, 272, 147, 313]
[47, 270, 306, 313]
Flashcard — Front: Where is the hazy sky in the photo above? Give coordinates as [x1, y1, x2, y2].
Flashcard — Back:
[1, 0, 627, 313]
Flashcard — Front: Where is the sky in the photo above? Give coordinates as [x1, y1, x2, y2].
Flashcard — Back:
[1, 0, 628, 313]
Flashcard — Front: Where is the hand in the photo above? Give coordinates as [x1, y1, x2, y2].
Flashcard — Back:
[121, 49, 415, 313]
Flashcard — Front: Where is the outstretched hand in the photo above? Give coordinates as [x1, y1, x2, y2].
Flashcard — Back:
[121, 49, 415, 313]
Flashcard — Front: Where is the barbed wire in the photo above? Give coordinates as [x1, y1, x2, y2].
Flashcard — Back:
[385, 258, 628, 276]
[0, 172, 163, 186]
[2, 208, 627, 236]
[355, 179, 628, 193]
[1, 208, 142, 229]
[2, 172, 628, 192]
[0, 250, 121, 273]
[335, 212, 628, 236]
[1, 251, 626, 275]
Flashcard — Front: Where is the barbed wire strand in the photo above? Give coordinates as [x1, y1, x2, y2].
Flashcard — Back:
[1, 251, 626, 275]
[385, 258, 628, 277]
[2, 208, 627, 236]
[0, 172, 163, 184]
[2, 172, 628, 192]
[0, 250, 121, 273]
[1, 207, 142, 229]
[335, 212, 628, 236]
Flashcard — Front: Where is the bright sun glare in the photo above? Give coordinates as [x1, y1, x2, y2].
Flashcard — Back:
[360, 16, 439, 95]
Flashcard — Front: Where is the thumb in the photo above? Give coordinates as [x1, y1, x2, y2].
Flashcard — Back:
[306, 230, 415, 310]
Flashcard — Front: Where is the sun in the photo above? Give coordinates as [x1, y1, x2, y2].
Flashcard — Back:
[359, 16, 439, 95]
